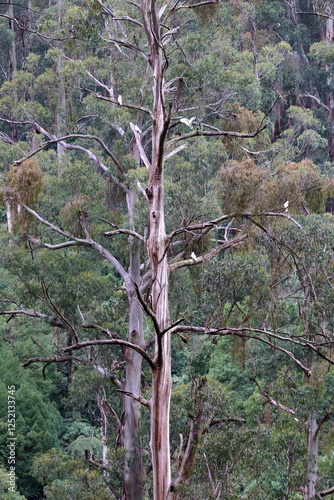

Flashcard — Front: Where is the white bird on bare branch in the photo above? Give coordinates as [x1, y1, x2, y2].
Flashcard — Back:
[180, 116, 196, 129]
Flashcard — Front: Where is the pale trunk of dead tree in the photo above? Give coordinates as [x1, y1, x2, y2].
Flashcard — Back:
[56, 0, 66, 162]
[5, 199, 14, 233]
[305, 415, 319, 500]
[97, 391, 109, 468]
[296, 268, 319, 500]
[56, 52, 66, 162]
[146, 8, 172, 496]
[25, 0, 33, 56]
[287, 0, 299, 25]
[327, 94, 334, 162]
[122, 189, 144, 500]
[101, 413, 108, 468]
[7, 0, 17, 79]
[273, 81, 284, 140]
[249, 9, 258, 79]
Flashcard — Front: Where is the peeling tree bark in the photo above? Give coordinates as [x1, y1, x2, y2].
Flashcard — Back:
[143, 1, 173, 496]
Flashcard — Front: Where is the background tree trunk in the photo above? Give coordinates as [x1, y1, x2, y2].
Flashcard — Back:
[123, 221, 145, 500]
[7, 0, 17, 80]
[305, 415, 319, 500]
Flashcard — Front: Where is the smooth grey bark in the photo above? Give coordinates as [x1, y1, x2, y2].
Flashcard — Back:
[122, 188, 145, 500]
[4, 197, 14, 233]
[305, 415, 319, 500]
[56, 0, 66, 161]
[7, 0, 17, 79]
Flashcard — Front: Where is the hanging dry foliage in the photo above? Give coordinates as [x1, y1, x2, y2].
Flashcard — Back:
[59, 194, 89, 237]
[217, 158, 276, 214]
[1, 158, 43, 234]
[6, 158, 43, 205]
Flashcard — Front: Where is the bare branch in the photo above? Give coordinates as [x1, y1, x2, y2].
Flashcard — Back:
[168, 124, 267, 146]
[80, 318, 122, 341]
[22, 356, 83, 368]
[129, 122, 152, 169]
[14, 132, 125, 177]
[255, 382, 297, 417]
[171, 0, 219, 12]
[86, 89, 152, 116]
[116, 389, 150, 408]
[0, 12, 74, 41]
[169, 234, 248, 272]
[297, 11, 334, 21]
[0, 309, 66, 328]
[167, 211, 302, 242]
[169, 325, 313, 376]
[102, 37, 149, 59]
[40, 278, 78, 340]
[317, 485, 334, 498]
[301, 92, 329, 111]
[27, 236, 79, 250]
[21, 204, 130, 283]
[164, 143, 188, 160]
[132, 280, 161, 337]
[104, 227, 145, 242]
[63, 339, 154, 369]
[87, 71, 114, 98]
[210, 416, 246, 425]
[104, 400, 122, 428]
[239, 144, 276, 155]
[203, 452, 223, 500]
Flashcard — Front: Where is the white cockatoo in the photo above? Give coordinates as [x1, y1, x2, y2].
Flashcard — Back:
[180, 116, 196, 129]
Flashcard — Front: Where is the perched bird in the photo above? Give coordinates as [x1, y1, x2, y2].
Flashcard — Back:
[284, 200, 289, 213]
[117, 95, 123, 105]
[191, 251, 198, 261]
[180, 116, 196, 129]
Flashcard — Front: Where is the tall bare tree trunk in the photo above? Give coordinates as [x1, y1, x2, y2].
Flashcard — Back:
[148, 137, 172, 498]
[305, 415, 319, 500]
[55, 57, 66, 162]
[4, 198, 14, 233]
[144, 3, 172, 496]
[56, 0, 66, 162]
[273, 81, 284, 140]
[296, 267, 319, 500]
[123, 188, 145, 499]
[7, 0, 17, 79]
[149, 234, 172, 500]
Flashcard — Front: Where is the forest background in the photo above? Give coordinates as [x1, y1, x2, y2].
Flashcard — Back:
[1, 0, 334, 499]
